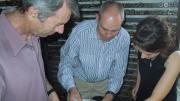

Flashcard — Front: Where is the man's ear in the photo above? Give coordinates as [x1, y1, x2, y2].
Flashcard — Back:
[96, 14, 100, 22]
[26, 7, 38, 19]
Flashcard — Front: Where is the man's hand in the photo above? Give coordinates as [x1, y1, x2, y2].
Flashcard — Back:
[102, 94, 113, 101]
[46, 79, 60, 101]
[48, 91, 60, 101]
[69, 87, 82, 101]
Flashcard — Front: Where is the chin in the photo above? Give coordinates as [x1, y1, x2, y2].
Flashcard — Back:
[42, 34, 50, 37]
[36, 34, 48, 37]
[102, 39, 110, 42]
[103, 38, 111, 41]
[39, 32, 54, 37]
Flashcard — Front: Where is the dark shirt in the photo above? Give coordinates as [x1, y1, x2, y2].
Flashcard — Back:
[136, 54, 177, 101]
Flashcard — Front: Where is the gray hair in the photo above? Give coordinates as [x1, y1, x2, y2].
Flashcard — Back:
[99, 0, 124, 21]
[18, 0, 79, 21]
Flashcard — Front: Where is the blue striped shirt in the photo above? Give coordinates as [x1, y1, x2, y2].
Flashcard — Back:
[58, 20, 130, 93]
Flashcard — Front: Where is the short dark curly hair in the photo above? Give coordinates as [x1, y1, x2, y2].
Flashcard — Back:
[133, 17, 177, 58]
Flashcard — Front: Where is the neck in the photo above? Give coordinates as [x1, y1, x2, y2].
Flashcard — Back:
[5, 10, 32, 41]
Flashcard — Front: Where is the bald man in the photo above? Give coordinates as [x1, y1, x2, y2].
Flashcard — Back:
[58, 1, 130, 101]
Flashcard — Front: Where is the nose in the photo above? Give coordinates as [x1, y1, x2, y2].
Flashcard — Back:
[141, 53, 149, 59]
[54, 25, 64, 34]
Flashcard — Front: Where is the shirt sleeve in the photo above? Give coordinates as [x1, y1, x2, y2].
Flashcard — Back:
[107, 33, 130, 93]
[0, 64, 6, 100]
[57, 27, 80, 91]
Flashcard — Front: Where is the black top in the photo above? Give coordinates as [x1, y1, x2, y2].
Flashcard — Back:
[136, 54, 177, 101]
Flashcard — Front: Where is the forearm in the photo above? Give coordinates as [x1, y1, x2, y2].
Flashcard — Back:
[107, 65, 126, 93]
[57, 64, 75, 91]
[148, 77, 177, 100]
[145, 97, 161, 101]
[147, 71, 178, 100]
[147, 51, 180, 100]
[107, 62, 126, 93]
[135, 67, 141, 90]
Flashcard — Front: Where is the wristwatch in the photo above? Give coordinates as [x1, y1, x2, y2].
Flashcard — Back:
[47, 89, 55, 96]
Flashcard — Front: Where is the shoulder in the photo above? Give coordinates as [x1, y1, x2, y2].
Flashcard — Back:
[69, 20, 97, 39]
[164, 51, 180, 71]
[121, 27, 129, 34]
[72, 20, 96, 33]
[117, 27, 130, 45]
[120, 27, 130, 39]
[167, 51, 180, 62]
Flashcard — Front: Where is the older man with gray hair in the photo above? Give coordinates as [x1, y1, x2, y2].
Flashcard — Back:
[0, 0, 79, 101]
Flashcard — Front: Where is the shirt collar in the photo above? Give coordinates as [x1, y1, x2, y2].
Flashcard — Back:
[1, 14, 38, 56]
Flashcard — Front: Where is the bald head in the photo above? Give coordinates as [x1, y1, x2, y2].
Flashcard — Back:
[98, 1, 124, 21]
[96, 1, 124, 41]
[100, 5, 122, 25]
[98, 6, 122, 31]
